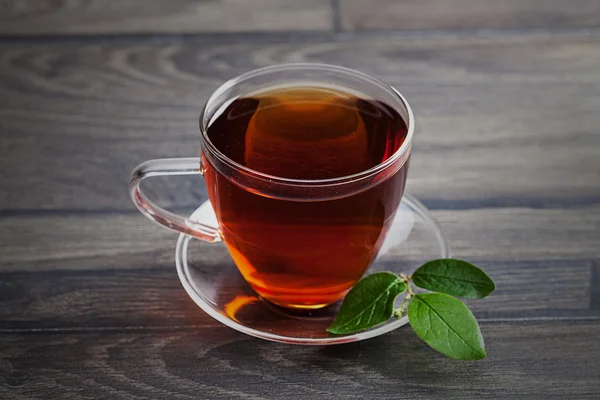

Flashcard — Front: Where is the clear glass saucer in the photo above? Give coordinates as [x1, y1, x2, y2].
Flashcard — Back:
[175, 194, 450, 345]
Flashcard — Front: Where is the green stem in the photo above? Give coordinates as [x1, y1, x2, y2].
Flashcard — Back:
[393, 275, 414, 318]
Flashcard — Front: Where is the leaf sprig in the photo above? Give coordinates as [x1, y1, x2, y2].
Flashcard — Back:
[327, 259, 495, 360]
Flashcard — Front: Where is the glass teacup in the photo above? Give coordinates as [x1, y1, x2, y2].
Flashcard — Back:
[129, 64, 413, 309]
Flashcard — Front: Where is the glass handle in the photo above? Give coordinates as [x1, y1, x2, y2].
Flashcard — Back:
[128, 158, 221, 243]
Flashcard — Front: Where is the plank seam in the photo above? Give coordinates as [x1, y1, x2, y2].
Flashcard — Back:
[0, 27, 600, 45]
[1, 316, 598, 334]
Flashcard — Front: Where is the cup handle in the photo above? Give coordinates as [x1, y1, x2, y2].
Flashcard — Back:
[128, 157, 221, 243]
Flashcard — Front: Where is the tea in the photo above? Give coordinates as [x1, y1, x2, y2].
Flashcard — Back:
[203, 86, 409, 309]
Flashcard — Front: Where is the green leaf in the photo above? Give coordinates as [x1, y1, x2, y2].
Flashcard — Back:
[327, 272, 406, 335]
[408, 293, 486, 360]
[412, 259, 495, 299]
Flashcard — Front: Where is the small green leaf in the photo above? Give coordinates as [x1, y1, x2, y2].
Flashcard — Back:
[408, 293, 486, 360]
[327, 272, 406, 335]
[412, 259, 495, 299]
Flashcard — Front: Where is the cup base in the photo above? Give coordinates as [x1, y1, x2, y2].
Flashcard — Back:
[248, 280, 351, 310]
[262, 297, 332, 310]
[175, 194, 450, 345]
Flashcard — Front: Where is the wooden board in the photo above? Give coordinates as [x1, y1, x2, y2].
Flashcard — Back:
[3, 0, 600, 35]
[2, 209, 598, 330]
[0, 0, 333, 35]
[340, 0, 600, 30]
[1, 34, 599, 211]
[0, 259, 597, 331]
[2, 3, 600, 396]
[2, 208, 600, 272]
[1, 322, 599, 399]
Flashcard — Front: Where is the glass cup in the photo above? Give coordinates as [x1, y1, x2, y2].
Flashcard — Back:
[129, 64, 414, 310]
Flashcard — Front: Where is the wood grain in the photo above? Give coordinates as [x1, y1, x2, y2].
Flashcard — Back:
[2, 322, 600, 399]
[0, 0, 333, 35]
[0, 267, 218, 331]
[340, 0, 600, 31]
[0, 259, 595, 331]
[2, 208, 599, 272]
[1, 0, 599, 397]
[1, 34, 599, 211]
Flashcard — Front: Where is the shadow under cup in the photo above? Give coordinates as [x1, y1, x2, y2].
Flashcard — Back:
[199, 64, 414, 309]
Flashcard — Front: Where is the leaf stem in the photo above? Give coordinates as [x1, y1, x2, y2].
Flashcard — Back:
[393, 274, 414, 318]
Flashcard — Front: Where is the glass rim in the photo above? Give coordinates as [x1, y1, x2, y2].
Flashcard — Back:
[199, 63, 414, 187]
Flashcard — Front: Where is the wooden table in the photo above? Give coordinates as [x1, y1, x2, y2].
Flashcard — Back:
[1, 1, 600, 398]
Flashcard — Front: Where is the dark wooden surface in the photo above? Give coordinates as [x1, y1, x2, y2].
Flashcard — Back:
[0, 0, 333, 34]
[1, 1, 600, 399]
[340, 0, 600, 31]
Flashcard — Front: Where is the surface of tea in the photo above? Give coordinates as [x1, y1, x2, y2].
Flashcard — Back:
[207, 86, 406, 180]
[204, 85, 409, 308]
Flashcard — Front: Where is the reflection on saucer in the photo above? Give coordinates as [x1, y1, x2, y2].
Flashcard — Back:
[377, 205, 415, 258]
[188, 200, 219, 226]
[224, 295, 259, 322]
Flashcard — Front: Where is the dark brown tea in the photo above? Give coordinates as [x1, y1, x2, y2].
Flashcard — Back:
[203, 86, 409, 309]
